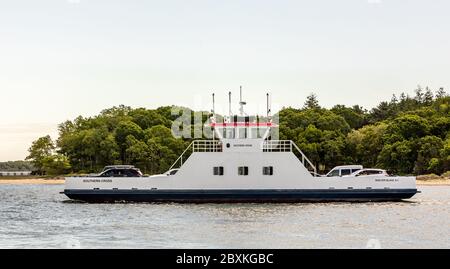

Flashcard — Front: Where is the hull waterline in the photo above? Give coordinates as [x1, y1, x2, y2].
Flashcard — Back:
[64, 189, 418, 203]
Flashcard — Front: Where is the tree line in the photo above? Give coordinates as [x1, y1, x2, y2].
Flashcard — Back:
[0, 161, 34, 172]
[26, 86, 450, 176]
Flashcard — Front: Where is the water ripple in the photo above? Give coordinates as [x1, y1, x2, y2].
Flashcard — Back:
[0, 185, 449, 248]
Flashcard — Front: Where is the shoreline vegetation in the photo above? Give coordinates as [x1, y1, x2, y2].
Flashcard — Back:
[0, 175, 449, 186]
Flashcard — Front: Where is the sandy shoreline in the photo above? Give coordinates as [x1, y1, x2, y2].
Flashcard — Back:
[416, 180, 450, 186]
[0, 178, 65, 185]
[0, 178, 449, 186]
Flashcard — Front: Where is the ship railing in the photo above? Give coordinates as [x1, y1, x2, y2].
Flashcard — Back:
[263, 140, 317, 176]
[192, 140, 223, 152]
[169, 140, 222, 170]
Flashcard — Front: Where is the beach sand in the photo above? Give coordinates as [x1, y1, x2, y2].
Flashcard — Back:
[0, 178, 65, 185]
[416, 175, 450, 186]
[416, 179, 450, 186]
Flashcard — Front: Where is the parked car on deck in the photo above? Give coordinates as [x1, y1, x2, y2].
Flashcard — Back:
[344, 169, 389, 177]
[325, 165, 363, 177]
[98, 166, 143, 177]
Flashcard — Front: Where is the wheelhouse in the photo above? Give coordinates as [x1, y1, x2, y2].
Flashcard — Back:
[210, 122, 275, 140]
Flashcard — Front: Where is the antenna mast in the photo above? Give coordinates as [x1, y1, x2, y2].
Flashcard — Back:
[212, 93, 215, 118]
[267, 92, 272, 122]
[228, 91, 232, 121]
[212, 93, 215, 141]
[239, 85, 247, 116]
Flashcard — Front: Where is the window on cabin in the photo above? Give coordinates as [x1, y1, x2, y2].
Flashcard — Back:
[263, 166, 274, 176]
[238, 128, 247, 139]
[257, 128, 265, 138]
[250, 128, 263, 139]
[213, 166, 224, 176]
[256, 127, 267, 139]
[225, 128, 235, 139]
[238, 166, 249, 176]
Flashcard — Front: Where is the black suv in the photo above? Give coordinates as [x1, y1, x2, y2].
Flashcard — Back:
[98, 166, 143, 177]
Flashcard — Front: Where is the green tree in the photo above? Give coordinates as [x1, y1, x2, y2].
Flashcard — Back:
[42, 154, 72, 176]
[436, 88, 447, 99]
[415, 85, 424, 104]
[423, 87, 434, 105]
[0, 161, 34, 171]
[125, 135, 152, 173]
[115, 121, 144, 162]
[369, 101, 396, 123]
[377, 140, 416, 174]
[384, 114, 430, 143]
[331, 105, 367, 129]
[441, 137, 450, 172]
[26, 135, 55, 175]
[303, 93, 320, 110]
[144, 125, 187, 173]
[414, 136, 444, 174]
[346, 123, 388, 167]
[129, 108, 171, 130]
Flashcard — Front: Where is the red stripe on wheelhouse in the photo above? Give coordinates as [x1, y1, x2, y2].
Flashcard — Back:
[210, 123, 277, 127]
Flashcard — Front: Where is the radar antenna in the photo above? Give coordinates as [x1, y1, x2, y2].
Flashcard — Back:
[239, 86, 247, 116]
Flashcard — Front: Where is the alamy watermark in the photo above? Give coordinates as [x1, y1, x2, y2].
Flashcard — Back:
[170, 95, 280, 140]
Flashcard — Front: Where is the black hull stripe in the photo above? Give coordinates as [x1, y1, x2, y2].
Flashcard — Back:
[64, 189, 418, 203]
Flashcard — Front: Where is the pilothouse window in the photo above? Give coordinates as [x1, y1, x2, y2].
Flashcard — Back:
[238, 128, 247, 139]
[225, 128, 235, 139]
[250, 128, 264, 139]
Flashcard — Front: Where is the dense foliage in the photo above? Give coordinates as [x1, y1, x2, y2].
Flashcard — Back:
[0, 161, 34, 171]
[27, 87, 450, 176]
[279, 87, 450, 175]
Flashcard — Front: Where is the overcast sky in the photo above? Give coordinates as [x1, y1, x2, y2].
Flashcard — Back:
[1, 0, 449, 161]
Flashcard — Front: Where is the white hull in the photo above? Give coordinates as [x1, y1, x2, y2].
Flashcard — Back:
[64, 150, 417, 202]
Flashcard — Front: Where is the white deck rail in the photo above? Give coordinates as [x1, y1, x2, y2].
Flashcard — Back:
[169, 140, 222, 170]
[169, 139, 317, 176]
[192, 140, 223, 152]
[263, 140, 317, 175]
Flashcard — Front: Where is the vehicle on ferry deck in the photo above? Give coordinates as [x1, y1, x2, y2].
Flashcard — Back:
[345, 169, 389, 177]
[325, 165, 363, 177]
[97, 166, 143, 178]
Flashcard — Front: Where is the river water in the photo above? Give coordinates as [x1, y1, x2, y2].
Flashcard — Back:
[0, 185, 449, 249]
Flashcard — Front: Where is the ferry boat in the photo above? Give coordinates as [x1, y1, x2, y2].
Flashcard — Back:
[64, 91, 418, 203]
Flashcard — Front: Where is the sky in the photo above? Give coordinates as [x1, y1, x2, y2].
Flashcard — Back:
[1, 0, 449, 161]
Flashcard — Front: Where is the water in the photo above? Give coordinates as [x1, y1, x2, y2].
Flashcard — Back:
[0, 185, 449, 249]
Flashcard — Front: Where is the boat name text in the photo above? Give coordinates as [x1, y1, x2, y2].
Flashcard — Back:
[375, 178, 399, 182]
[233, 144, 253, 147]
[82, 179, 113, 183]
